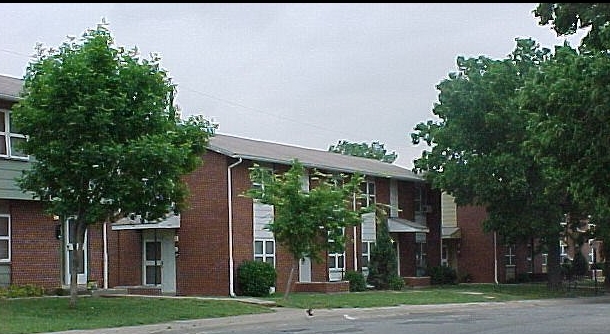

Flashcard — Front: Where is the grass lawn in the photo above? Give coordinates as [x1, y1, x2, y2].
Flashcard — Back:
[268, 282, 606, 309]
[0, 282, 605, 334]
[0, 296, 273, 334]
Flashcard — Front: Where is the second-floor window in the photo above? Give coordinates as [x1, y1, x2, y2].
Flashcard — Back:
[359, 181, 375, 208]
[0, 109, 27, 160]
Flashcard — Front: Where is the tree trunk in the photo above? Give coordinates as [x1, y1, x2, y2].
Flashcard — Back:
[545, 233, 563, 290]
[283, 259, 297, 300]
[69, 219, 87, 308]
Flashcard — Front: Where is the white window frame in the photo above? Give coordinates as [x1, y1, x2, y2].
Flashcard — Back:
[505, 244, 516, 266]
[0, 214, 10, 263]
[0, 109, 28, 160]
[327, 248, 345, 281]
[560, 240, 569, 263]
[254, 239, 275, 267]
[360, 180, 376, 208]
[361, 240, 374, 271]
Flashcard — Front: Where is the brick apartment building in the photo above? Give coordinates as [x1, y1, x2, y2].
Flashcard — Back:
[441, 193, 604, 283]
[1, 74, 441, 295]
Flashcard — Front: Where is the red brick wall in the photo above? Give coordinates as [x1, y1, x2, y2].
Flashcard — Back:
[9, 200, 62, 290]
[86, 223, 105, 285]
[425, 186, 442, 269]
[456, 205, 496, 282]
[110, 229, 141, 286]
[177, 151, 231, 296]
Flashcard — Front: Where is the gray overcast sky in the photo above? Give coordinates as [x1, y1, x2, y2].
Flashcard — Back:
[0, 3, 585, 168]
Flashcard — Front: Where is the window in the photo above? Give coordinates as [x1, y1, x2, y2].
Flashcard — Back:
[359, 181, 375, 208]
[414, 184, 427, 213]
[361, 241, 375, 268]
[560, 240, 569, 264]
[254, 239, 275, 267]
[441, 243, 448, 267]
[0, 215, 9, 262]
[415, 234, 427, 276]
[0, 109, 28, 159]
[327, 251, 345, 281]
[505, 244, 516, 266]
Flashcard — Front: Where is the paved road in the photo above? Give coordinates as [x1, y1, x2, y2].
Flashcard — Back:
[47, 295, 610, 334]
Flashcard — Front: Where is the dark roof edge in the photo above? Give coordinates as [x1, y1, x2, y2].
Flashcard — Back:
[206, 144, 424, 182]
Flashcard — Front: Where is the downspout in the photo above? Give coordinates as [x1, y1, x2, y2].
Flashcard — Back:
[494, 231, 499, 284]
[353, 193, 358, 271]
[103, 222, 108, 289]
[228, 157, 243, 297]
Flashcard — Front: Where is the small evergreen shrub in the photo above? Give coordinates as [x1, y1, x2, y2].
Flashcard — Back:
[458, 272, 472, 283]
[0, 284, 45, 298]
[428, 265, 457, 285]
[572, 252, 589, 277]
[237, 260, 277, 297]
[344, 270, 367, 292]
[388, 274, 404, 291]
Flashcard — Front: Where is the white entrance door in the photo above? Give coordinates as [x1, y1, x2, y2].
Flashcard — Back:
[64, 217, 87, 285]
[299, 257, 311, 282]
[142, 230, 176, 293]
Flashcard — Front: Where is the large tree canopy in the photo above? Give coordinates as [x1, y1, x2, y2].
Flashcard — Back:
[410, 38, 566, 287]
[531, 3, 610, 287]
[535, 3, 610, 52]
[12, 22, 216, 306]
[329, 140, 397, 163]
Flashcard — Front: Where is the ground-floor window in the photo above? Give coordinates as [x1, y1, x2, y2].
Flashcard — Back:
[415, 233, 427, 277]
[254, 239, 275, 267]
[328, 251, 345, 281]
[505, 244, 516, 266]
[362, 241, 374, 265]
[0, 214, 9, 262]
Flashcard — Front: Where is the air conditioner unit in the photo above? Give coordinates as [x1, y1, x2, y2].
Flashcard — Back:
[424, 205, 433, 213]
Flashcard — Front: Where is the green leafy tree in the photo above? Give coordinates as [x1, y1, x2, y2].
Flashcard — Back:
[410, 38, 567, 288]
[12, 22, 216, 307]
[245, 159, 364, 299]
[366, 206, 400, 290]
[521, 41, 610, 288]
[528, 3, 610, 287]
[329, 140, 398, 163]
[534, 3, 610, 52]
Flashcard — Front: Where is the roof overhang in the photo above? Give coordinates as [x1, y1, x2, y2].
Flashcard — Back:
[111, 214, 180, 230]
[388, 217, 429, 233]
[442, 227, 461, 239]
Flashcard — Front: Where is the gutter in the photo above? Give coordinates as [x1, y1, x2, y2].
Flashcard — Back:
[227, 157, 243, 297]
[352, 193, 358, 271]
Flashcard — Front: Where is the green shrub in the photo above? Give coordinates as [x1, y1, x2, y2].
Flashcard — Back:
[0, 284, 45, 298]
[428, 265, 457, 285]
[572, 252, 589, 277]
[458, 272, 472, 283]
[388, 274, 404, 291]
[237, 260, 277, 297]
[344, 270, 367, 292]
